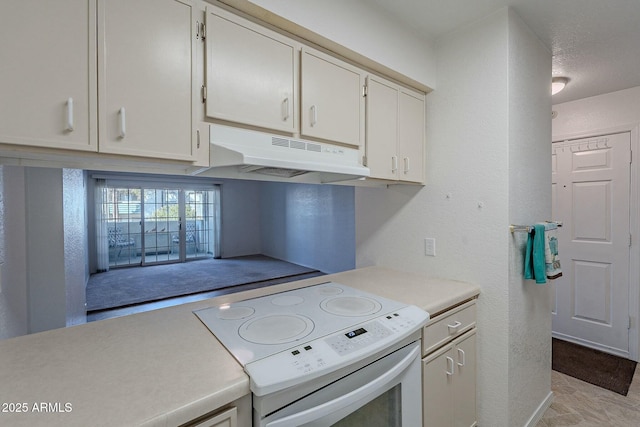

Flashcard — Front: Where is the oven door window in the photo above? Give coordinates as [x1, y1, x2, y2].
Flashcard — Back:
[330, 384, 401, 427]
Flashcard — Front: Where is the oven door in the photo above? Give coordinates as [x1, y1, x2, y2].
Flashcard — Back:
[257, 342, 422, 427]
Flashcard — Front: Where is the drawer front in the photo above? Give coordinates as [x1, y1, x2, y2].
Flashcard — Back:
[423, 300, 476, 356]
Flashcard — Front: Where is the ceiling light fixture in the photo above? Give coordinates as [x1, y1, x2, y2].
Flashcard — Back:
[552, 77, 569, 95]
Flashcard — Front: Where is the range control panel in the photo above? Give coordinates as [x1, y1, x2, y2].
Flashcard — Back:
[246, 305, 429, 396]
[327, 319, 392, 356]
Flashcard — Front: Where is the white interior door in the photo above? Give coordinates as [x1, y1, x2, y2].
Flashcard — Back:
[552, 132, 631, 357]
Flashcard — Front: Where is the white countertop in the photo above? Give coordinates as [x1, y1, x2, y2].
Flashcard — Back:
[0, 266, 479, 426]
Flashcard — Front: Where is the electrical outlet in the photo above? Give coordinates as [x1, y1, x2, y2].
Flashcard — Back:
[424, 238, 436, 256]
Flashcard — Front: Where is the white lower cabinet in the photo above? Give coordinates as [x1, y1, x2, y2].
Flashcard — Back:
[182, 394, 251, 427]
[422, 300, 477, 427]
[188, 406, 236, 427]
[423, 329, 476, 427]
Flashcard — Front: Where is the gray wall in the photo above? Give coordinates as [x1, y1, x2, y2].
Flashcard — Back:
[63, 169, 88, 327]
[0, 166, 28, 339]
[0, 166, 88, 337]
[219, 179, 262, 257]
[25, 167, 67, 332]
[221, 180, 356, 273]
[25, 168, 87, 333]
[260, 182, 355, 273]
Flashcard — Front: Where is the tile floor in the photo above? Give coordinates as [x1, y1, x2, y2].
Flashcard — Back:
[536, 366, 640, 426]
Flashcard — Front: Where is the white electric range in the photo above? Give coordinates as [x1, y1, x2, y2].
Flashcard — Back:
[195, 281, 429, 426]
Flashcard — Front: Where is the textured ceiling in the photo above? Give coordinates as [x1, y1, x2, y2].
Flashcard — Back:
[366, 0, 640, 104]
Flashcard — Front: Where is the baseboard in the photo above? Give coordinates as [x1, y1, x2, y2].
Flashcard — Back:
[524, 391, 554, 427]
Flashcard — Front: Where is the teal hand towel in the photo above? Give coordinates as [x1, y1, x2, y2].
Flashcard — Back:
[524, 223, 547, 284]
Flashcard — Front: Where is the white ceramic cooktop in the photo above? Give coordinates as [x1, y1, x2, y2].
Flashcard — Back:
[194, 281, 408, 365]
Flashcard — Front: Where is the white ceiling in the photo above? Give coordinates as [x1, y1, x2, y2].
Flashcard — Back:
[366, 0, 640, 104]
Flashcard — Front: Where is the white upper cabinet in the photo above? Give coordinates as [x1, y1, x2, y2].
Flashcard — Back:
[301, 47, 365, 147]
[366, 74, 425, 183]
[0, 0, 97, 152]
[205, 6, 298, 134]
[97, 0, 196, 161]
[366, 76, 398, 181]
[0, 1, 424, 177]
[398, 88, 425, 183]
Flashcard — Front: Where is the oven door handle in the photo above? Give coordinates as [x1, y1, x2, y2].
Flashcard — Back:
[265, 345, 420, 427]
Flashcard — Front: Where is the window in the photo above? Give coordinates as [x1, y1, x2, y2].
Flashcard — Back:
[96, 180, 220, 269]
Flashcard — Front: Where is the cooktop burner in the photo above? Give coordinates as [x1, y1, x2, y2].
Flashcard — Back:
[239, 314, 314, 345]
[320, 295, 382, 316]
[194, 281, 407, 365]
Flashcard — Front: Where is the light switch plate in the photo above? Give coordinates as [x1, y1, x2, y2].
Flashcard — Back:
[424, 238, 436, 256]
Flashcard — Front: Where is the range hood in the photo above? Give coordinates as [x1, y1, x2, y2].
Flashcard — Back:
[194, 124, 370, 183]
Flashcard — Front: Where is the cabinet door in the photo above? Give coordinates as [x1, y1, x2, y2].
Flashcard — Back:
[365, 75, 399, 180]
[190, 406, 236, 427]
[0, 0, 97, 151]
[98, 0, 196, 161]
[205, 7, 298, 134]
[453, 330, 476, 427]
[398, 88, 425, 183]
[364, 74, 426, 183]
[301, 48, 364, 147]
[423, 344, 454, 427]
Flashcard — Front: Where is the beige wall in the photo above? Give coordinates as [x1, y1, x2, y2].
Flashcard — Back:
[507, 9, 553, 426]
[245, 0, 437, 89]
[553, 85, 640, 138]
[355, 8, 552, 426]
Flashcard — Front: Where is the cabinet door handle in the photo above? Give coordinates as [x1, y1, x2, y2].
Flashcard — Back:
[392, 156, 398, 173]
[446, 356, 454, 376]
[282, 97, 290, 121]
[404, 157, 410, 174]
[65, 98, 74, 131]
[310, 105, 317, 126]
[457, 348, 466, 367]
[447, 320, 462, 334]
[118, 107, 126, 139]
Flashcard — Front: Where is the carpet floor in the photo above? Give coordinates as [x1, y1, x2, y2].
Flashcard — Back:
[552, 338, 637, 396]
[86, 255, 322, 311]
